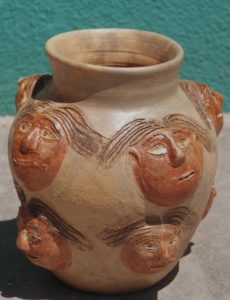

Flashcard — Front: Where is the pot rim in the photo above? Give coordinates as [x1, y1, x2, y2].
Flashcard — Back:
[45, 28, 184, 75]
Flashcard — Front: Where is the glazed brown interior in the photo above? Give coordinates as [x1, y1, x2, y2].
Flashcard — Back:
[46, 29, 182, 68]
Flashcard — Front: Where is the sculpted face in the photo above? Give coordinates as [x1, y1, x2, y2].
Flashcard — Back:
[121, 224, 182, 274]
[16, 206, 72, 270]
[129, 127, 203, 207]
[11, 112, 68, 191]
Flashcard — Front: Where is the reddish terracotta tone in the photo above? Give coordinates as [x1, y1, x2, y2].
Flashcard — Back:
[180, 80, 224, 136]
[16, 74, 42, 111]
[195, 82, 224, 135]
[17, 205, 72, 270]
[129, 126, 203, 207]
[17, 203, 33, 231]
[120, 224, 182, 274]
[11, 111, 68, 191]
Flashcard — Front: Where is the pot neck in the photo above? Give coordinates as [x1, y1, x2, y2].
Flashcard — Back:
[46, 29, 184, 103]
[50, 63, 181, 103]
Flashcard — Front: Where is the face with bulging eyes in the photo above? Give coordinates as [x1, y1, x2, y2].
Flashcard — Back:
[11, 112, 68, 191]
[129, 127, 203, 207]
[121, 224, 182, 274]
[16, 206, 72, 270]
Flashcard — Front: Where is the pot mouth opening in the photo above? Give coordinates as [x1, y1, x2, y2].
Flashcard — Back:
[45, 28, 184, 73]
[66, 50, 162, 68]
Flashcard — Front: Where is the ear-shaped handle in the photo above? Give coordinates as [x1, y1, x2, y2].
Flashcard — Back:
[15, 76, 30, 111]
[195, 82, 224, 136]
[213, 91, 224, 107]
[180, 80, 224, 136]
[212, 91, 224, 135]
[15, 74, 42, 111]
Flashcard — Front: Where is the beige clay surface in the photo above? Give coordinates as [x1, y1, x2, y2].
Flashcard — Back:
[0, 115, 229, 299]
[2, 29, 228, 297]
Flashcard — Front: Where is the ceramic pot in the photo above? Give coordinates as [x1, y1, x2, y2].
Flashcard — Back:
[8, 29, 223, 293]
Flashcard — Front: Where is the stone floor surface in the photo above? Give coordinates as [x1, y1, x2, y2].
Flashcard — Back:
[0, 116, 230, 300]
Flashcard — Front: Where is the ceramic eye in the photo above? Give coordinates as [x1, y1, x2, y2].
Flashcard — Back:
[148, 144, 167, 156]
[40, 128, 57, 141]
[28, 233, 41, 244]
[177, 138, 190, 149]
[167, 240, 177, 247]
[143, 243, 158, 252]
[19, 121, 32, 133]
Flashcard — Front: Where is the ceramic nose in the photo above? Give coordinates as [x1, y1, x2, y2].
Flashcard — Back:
[168, 139, 185, 168]
[19, 129, 39, 154]
[161, 242, 174, 263]
[16, 229, 30, 252]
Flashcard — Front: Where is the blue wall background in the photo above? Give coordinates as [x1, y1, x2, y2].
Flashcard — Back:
[1, 0, 229, 115]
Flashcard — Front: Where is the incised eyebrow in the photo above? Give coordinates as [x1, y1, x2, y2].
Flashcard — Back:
[143, 133, 168, 146]
[40, 117, 60, 134]
[18, 113, 34, 121]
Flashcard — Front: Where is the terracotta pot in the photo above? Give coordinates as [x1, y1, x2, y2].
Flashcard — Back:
[8, 29, 223, 293]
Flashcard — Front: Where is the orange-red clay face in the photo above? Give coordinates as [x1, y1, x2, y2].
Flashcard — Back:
[121, 224, 182, 274]
[129, 127, 203, 207]
[11, 112, 68, 191]
[16, 208, 72, 270]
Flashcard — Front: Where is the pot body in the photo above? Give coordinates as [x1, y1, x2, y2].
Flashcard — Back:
[8, 29, 223, 293]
